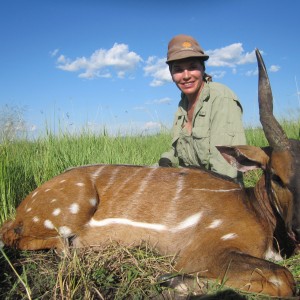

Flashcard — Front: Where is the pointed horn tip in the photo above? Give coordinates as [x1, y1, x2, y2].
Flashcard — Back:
[255, 48, 262, 62]
[255, 48, 267, 74]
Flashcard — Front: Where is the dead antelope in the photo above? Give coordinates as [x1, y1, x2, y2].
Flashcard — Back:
[0, 49, 299, 298]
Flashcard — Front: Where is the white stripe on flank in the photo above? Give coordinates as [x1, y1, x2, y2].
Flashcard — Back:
[101, 167, 121, 194]
[32, 191, 39, 198]
[91, 165, 106, 179]
[89, 212, 203, 233]
[134, 168, 157, 196]
[89, 218, 167, 231]
[109, 168, 143, 199]
[193, 188, 241, 192]
[172, 175, 184, 202]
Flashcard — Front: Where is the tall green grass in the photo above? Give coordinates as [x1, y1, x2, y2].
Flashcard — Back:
[0, 130, 171, 223]
[0, 120, 300, 299]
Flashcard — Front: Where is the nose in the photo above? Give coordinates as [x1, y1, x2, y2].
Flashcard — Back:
[183, 69, 190, 79]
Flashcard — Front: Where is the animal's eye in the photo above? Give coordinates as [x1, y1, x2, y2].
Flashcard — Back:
[271, 173, 285, 188]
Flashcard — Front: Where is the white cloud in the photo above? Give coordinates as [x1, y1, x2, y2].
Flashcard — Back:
[57, 54, 67, 63]
[206, 43, 256, 67]
[54, 42, 273, 85]
[56, 43, 142, 79]
[269, 65, 280, 72]
[245, 69, 258, 76]
[209, 70, 226, 79]
[143, 43, 260, 86]
[143, 56, 172, 86]
[50, 49, 59, 57]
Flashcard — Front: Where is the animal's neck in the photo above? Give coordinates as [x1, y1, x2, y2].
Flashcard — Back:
[253, 176, 277, 231]
[253, 176, 296, 256]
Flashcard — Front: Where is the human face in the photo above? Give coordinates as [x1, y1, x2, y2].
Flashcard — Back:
[170, 59, 204, 99]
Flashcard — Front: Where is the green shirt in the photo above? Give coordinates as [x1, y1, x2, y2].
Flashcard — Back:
[161, 81, 246, 179]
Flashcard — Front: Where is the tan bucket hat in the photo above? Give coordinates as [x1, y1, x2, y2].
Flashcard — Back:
[166, 34, 209, 64]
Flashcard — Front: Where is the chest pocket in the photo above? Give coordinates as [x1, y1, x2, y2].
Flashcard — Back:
[191, 126, 210, 165]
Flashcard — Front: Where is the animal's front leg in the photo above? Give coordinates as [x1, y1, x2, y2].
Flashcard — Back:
[199, 251, 295, 297]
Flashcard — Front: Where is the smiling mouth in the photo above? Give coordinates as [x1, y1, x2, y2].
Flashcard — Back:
[181, 82, 194, 87]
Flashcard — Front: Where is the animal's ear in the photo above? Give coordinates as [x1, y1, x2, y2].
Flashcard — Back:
[216, 145, 271, 173]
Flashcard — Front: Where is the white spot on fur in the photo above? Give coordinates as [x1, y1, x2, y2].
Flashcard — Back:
[32, 191, 39, 198]
[221, 233, 238, 240]
[59, 226, 72, 237]
[264, 247, 283, 261]
[26, 207, 32, 213]
[51, 199, 57, 203]
[89, 198, 97, 206]
[45, 189, 51, 192]
[60, 179, 66, 183]
[269, 276, 283, 287]
[44, 220, 54, 229]
[69, 203, 79, 214]
[33, 216, 40, 223]
[52, 208, 61, 216]
[76, 182, 85, 187]
[207, 219, 222, 229]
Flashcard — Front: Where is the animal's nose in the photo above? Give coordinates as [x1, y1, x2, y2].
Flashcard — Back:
[293, 228, 300, 243]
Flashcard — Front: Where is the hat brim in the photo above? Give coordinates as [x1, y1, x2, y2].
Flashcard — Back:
[166, 50, 209, 64]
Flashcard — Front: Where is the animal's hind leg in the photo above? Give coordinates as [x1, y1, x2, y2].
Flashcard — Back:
[1, 220, 67, 251]
[211, 251, 296, 297]
[17, 236, 67, 251]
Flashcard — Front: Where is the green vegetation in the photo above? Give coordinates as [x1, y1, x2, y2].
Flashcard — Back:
[0, 121, 300, 299]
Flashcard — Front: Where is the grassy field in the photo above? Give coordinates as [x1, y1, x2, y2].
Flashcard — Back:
[0, 122, 300, 299]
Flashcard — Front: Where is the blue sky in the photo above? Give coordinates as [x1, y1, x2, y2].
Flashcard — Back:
[1, 0, 300, 137]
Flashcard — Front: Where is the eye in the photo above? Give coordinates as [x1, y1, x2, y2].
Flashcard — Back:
[172, 66, 183, 74]
[188, 64, 199, 70]
[271, 173, 285, 188]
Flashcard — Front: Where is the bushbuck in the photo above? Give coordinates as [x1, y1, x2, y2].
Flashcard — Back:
[1, 50, 299, 298]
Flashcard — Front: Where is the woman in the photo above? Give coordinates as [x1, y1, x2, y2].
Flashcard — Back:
[159, 34, 246, 181]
